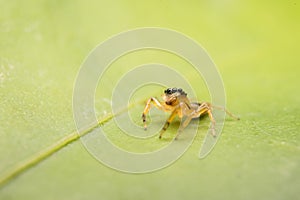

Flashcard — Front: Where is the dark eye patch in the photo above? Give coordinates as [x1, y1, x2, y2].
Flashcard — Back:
[164, 87, 186, 95]
[164, 88, 172, 94]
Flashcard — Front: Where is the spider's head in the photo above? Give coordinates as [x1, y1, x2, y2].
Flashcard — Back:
[162, 87, 187, 105]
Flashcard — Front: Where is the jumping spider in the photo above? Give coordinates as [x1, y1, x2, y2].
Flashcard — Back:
[142, 87, 240, 139]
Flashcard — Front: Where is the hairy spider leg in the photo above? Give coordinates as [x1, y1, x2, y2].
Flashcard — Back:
[198, 102, 216, 137]
[175, 102, 216, 139]
[159, 109, 178, 139]
[142, 97, 167, 130]
[159, 100, 194, 139]
[212, 105, 240, 120]
[173, 101, 196, 139]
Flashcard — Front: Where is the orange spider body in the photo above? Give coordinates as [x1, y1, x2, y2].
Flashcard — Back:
[142, 88, 239, 139]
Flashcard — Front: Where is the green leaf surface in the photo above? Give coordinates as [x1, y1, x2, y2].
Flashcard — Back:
[0, 1, 299, 200]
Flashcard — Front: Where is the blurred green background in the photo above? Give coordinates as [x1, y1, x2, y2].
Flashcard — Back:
[0, 0, 299, 200]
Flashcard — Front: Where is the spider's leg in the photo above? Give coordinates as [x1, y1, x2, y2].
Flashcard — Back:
[199, 102, 216, 137]
[174, 102, 194, 139]
[159, 109, 177, 139]
[207, 109, 216, 137]
[142, 97, 164, 130]
[212, 105, 240, 120]
[175, 115, 194, 140]
[178, 102, 216, 137]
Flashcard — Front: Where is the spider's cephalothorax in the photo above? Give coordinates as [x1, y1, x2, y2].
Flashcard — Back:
[163, 87, 187, 106]
[142, 87, 240, 139]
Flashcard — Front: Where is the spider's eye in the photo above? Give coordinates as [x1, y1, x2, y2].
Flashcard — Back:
[172, 88, 177, 93]
[178, 88, 182, 92]
[165, 88, 172, 94]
